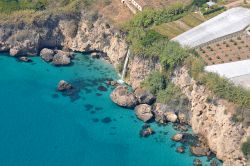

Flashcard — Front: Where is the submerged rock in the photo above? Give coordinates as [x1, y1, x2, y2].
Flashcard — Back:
[193, 159, 202, 166]
[172, 133, 183, 142]
[140, 125, 155, 137]
[176, 146, 185, 153]
[135, 104, 153, 122]
[40, 48, 55, 62]
[134, 88, 155, 105]
[110, 86, 138, 108]
[210, 160, 218, 166]
[98, 85, 107, 92]
[19, 56, 32, 62]
[57, 80, 73, 91]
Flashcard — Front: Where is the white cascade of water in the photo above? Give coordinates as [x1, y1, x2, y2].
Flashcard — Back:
[118, 49, 130, 84]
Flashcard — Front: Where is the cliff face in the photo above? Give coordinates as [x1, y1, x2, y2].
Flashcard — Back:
[0, 11, 127, 68]
[125, 55, 250, 165]
[1, 9, 250, 166]
[173, 67, 250, 166]
[126, 56, 161, 89]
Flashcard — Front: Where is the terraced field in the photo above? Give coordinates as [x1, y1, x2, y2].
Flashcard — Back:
[153, 12, 206, 39]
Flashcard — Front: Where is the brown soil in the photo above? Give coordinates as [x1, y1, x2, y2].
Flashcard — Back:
[196, 32, 250, 65]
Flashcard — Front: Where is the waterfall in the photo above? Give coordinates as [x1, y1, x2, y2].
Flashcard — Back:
[118, 49, 130, 84]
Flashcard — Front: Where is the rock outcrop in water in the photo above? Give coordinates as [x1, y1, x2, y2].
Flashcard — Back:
[52, 50, 73, 66]
[40, 48, 55, 62]
[135, 104, 153, 122]
[57, 80, 73, 91]
[110, 86, 138, 108]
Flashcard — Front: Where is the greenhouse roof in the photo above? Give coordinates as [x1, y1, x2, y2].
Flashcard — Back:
[205, 59, 250, 89]
[172, 7, 250, 48]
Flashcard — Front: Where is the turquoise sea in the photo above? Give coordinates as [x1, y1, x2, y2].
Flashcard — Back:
[0, 53, 222, 166]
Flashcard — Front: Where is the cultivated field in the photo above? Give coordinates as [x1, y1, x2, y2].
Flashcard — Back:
[197, 32, 250, 65]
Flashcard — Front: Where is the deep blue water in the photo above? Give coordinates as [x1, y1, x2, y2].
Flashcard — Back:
[0, 53, 222, 166]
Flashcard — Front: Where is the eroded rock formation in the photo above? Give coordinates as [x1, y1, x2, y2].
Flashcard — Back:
[173, 67, 250, 166]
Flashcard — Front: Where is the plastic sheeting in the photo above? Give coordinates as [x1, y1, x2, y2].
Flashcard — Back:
[172, 7, 250, 48]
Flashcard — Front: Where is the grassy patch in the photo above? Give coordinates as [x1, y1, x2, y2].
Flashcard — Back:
[241, 137, 250, 158]
[152, 12, 205, 38]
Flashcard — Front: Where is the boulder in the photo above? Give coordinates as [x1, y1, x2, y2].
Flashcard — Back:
[52, 50, 72, 66]
[153, 103, 168, 124]
[0, 42, 10, 52]
[110, 86, 138, 108]
[40, 48, 55, 62]
[190, 146, 210, 157]
[134, 88, 156, 105]
[19, 56, 32, 62]
[91, 52, 100, 59]
[172, 133, 183, 142]
[135, 104, 153, 122]
[178, 112, 187, 124]
[10, 47, 19, 56]
[166, 111, 178, 123]
[57, 80, 72, 91]
[153, 103, 177, 123]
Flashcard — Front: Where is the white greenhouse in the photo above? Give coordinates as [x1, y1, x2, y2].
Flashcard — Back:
[172, 7, 250, 48]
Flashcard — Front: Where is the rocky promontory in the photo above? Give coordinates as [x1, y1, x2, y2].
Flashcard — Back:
[0, 11, 127, 68]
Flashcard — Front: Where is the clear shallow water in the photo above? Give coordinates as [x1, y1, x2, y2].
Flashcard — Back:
[0, 53, 222, 166]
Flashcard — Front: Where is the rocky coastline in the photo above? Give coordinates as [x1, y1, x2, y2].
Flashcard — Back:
[0, 10, 249, 166]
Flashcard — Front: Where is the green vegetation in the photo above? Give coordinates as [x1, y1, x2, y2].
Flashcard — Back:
[124, 3, 190, 71]
[157, 83, 189, 110]
[202, 6, 225, 15]
[141, 71, 189, 110]
[141, 71, 167, 95]
[153, 12, 205, 38]
[0, 0, 47, 13]
[241, 137, 250, 158]
[0, 0, 82, 13]
[124, 3, 188, 29]
[185, 55, 250, 109]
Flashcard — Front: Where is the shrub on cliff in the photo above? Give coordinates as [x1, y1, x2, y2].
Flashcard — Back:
[159, 41, 189, 71]
[141, 71, 167, 95]
[241, 138, 250, 158]
[186, 56, 250, 110]
[157, 83, 189, 110]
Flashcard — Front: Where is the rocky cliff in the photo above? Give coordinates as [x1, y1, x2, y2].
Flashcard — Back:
[173, 67, 250, 166]
[126, 56, 161, 89]
[1, 9, 249, 166]
[0, 11, 127, 68]
[124, 55, 250, 165]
